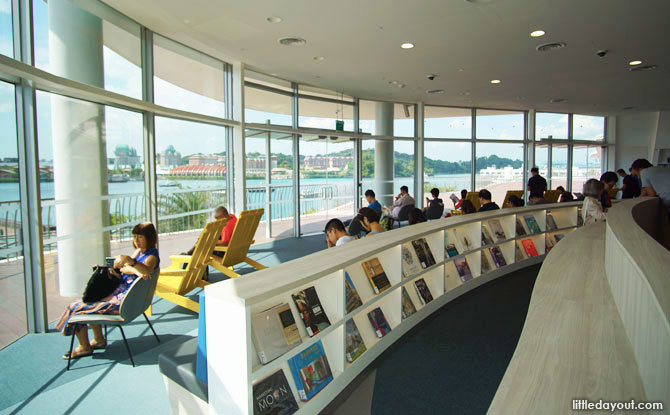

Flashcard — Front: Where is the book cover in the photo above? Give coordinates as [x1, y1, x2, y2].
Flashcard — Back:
[401, 244, 422, 278]
[401, 287, 417, 319]
[489, 219, 507, 242]
[454, 257, 473, 282]
[481, 251, 492, 274]
[489, 246, 507, 268]
[521, 238, 539, 257]
[253, 369, 299, 415]
[454, 228, 472, 251]
[523, 215, 542, 234]
[449, 193, 459, 204]
[515, 217, 527, 236]
[345, 319, 367, 363]
[413, 278, 434, 305]
[515, 243, 527, 261]
[481, 224, 495, 246]
[361, 257, 391, 294]
[367, 307, 392, 338]
[291, 287, 331, 337]
[411, 238, 436, 269]
[287, 341, 333, 401]
[444, 232, 460, 258]
[344, 272, 363, 313]
[251, 303, 302, 365]
[546, 213, 558, 231]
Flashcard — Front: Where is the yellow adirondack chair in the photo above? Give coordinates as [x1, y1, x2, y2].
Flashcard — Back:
[502, 190, 524, 208]
[152, 219, 225, 314]
[544, 189, 562, 202]
[210, 208, 267, 279]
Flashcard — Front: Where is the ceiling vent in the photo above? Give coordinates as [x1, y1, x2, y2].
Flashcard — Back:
[536, 42, 566, 52]
[622, 106, 637, 110]
[278, 37, 306, 46]
[426, 89, 445, 94]
[550, 98, 567, 103]
[629, 64, 657, 72]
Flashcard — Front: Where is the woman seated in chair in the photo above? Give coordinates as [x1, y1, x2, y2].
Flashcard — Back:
[57, 222, 160, 360]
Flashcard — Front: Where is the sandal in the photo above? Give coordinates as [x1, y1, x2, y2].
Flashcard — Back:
[91, 341, 107, 350]
[62, 349, 93, 360]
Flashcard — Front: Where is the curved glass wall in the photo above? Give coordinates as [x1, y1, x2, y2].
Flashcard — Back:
[424, 141, 472, 207]
[475, 143, 524, 206]
[244, 71, 292, 126]
[0, 0, 12, 58]
[573, 115, 605, 140]
[424, 106, 471, 139]
[476, 109, 524, 140]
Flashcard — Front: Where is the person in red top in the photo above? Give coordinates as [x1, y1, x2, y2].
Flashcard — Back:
[215, 206, 237, 250]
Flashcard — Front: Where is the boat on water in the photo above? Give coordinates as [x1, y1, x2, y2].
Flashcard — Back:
[108, 173, 130, 183]
[159, 182, 179, 188]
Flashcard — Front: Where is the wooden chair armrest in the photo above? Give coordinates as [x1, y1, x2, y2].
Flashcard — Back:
[169, 255, 193, 264]
[213, 246, 228, 252]
[159, 269, 188, 277]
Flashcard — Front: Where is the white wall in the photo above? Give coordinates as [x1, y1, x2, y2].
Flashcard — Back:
[615, 111, 659, 171]
[650, 110, 670, 165]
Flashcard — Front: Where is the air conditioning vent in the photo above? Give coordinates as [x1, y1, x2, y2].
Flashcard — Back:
[629, 64, 657, 72]
[426, 89, 445, 94]
[550, 98, 567, 103]
[536, 42, 566, 52]
[278, 37, 307, 46]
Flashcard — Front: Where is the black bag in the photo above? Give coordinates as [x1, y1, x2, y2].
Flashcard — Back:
[82, 265, 122, 303]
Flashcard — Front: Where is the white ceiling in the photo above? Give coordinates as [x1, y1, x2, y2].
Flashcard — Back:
[103, 0, 670, 116]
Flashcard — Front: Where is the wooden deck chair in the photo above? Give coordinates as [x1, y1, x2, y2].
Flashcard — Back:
[502, 190, 524, 208]
[465, 192, 481, 211]
[544, 189, 562, 203]
[209, 208, 268, 279]
[152, 219, 226, 314]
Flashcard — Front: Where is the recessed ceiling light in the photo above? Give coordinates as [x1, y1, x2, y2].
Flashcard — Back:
[490, 79, 501, 84]
[313, 56, 325, 61]
[536, 42, 567, 52]
[266, 16, 282, 23]
[183, 19, 191, 24]
[397, 84, 406, 88]
[270, 73, 278, 76]
[426, 89, 445, 94]
[629, 64, 658, 72]
[389, 80, 399, 85]
[401, 42, 415, 49]
[628, 60, 643, 66]
[278, 37, 306, 46]
[530, 30, 545, 37]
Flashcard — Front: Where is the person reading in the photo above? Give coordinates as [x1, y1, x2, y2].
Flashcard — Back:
[324, 218, 355, 248]
[358, 207, 385, 236]
[582, 179, 606, 225]
[388, 185, 415, 219]
[478, 189, 500, 212]
[364, 189, 382, 214]
[57, 222, 159, 360]
[599, 171, 618, 208]
[185, 206, 236, 258]
[425, 188, 443, 210]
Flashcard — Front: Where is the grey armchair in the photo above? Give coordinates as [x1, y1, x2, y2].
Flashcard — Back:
[66, 267, 160, 369]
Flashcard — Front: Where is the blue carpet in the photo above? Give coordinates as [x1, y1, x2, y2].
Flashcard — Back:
[370, 264, 541, 415]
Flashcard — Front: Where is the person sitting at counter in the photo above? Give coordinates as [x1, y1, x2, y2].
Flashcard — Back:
[325, 218, 355, 248]
[600, 171, 618, 208]
[582, 179, 606, 225]
[559, 191, 574, 202]
[633, 158, 670, 213]
[460, 199, 476, 214]
[408, 208, 427, 225]
[478, 189, 500, 212]
[358, 207, 385, 236]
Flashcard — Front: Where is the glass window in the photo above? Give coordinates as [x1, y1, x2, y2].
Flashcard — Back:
[298, 97, 354, 131]
[394, 140, 415, 196]
[36, 90, 145, 323]
[358, 100, 377, 135]
[534, 144, 549, 179]
[245, 133, 267, 188]
[475, 109, 524, 140]
[394, 104, 415, 137]
[424, 106, 471, 139]
[155, 116, 227, 234]
[475, 143, 524, 206]
[361, 140, 375, 206]
[0, 0, 13, 58]
[535, 112, 568, 139]
[244, 86, 292, 126]
[32, 0, 142, 99]
[269, 133, 294, 240]
[299, 85, 353, 102]
[153, 34, 226, 118]
[0, 81, 26, 348]
[573, 115, 605, 140]
[572, 145, 603, 193]
[551, 145, 568, 190]
[424, 141, 472, 207]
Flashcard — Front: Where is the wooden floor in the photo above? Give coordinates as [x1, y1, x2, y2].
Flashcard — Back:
[488, 223, 648, 414]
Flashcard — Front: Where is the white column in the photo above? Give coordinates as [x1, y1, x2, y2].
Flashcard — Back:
[231, 62, 246, 214]
[49, 0, 109, 297]
[374, 102, 394, 207]
[416, 103, 425, 208]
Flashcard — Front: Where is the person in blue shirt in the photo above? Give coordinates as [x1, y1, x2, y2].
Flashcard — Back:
[365, 189, 382, 214]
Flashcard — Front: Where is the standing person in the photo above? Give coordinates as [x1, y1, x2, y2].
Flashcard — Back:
[617, 169, 627, 180]
[527, 167, 547, 202]
[364, 189, 382, 214]
[599, 171, 618, 208]
[621, 168, 640, 199]
[635, 159, 670, 211]
[582, 179, 606, 225]
[478, 189, 500, 212]
[388, 186, 415, 220]
[324, 218, 355, 248]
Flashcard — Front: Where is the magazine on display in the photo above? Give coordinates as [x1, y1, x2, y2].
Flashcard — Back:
[413, 278, 434, 305]
[362, 258, 391, 294]
[523, 215, 542, 234]
[444, 232, 460, 258]
[288, 341, 333, 401]
[252, 303, 302, 365]
[345, 319, 367, 363]
[367, 307, 392, 338]
[481, 251, 492, 274]
[411, 238, 436, 269]
[345, 272, 363, 313]
[515, 242, 528, 261]
[401, 244, 422, 278]
[521, 238, 539, 257]
[454, 257, 473, 282]
[489, 219, 507, 241]
[453, 228, 473, 252]
[489, 246, 507, 268]
[481, 224, 495, 246]
[253, 369, 299, 415]
[515, 217, 527, 236]
[546, 213, 558, 231]
[291, 287, 331, 337]
[401, 287, 417, 319]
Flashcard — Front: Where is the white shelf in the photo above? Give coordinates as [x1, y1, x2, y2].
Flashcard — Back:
[205, 202, 582, 415]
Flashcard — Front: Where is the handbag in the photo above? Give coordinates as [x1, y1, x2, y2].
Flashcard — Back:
[82, 265, 122, 303]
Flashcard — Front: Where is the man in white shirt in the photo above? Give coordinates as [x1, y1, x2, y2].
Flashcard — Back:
[325, 218, 355, 248]
[389, 186, 415, 219]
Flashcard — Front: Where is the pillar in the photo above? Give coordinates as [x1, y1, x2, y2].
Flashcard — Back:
[374, 102, 394, 207]
[49, 0, 109, 297]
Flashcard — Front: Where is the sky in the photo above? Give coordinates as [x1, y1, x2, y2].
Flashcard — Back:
[0, 0, 605, 168]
